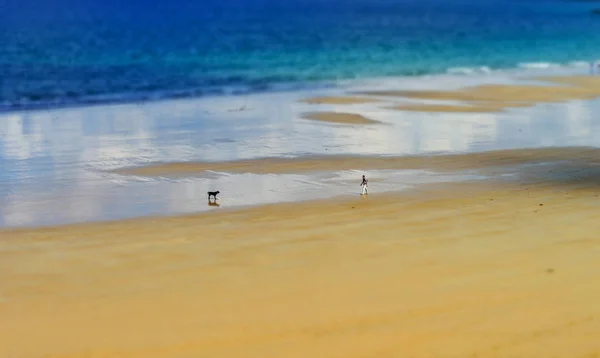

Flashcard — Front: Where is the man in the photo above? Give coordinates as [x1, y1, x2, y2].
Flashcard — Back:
[360, 175, 368, 195]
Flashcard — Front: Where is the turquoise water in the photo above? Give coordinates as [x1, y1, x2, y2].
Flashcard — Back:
[3, 0, 600, 110]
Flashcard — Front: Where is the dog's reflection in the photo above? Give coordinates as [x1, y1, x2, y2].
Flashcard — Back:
[208, 199, 220, 207]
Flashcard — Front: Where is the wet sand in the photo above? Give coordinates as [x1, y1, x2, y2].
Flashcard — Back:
[533, 75, 600, 89]
[299, 96, 380, 104]
[387, 102, 530, 113]
[301, 111, 382, 124]
[357, 83, 600, 103]
[114, 146, 600, 176]
[302, 76, 600, 112]
[2, 174, 600, 357]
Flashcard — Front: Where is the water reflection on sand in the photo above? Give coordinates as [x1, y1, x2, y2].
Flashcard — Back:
[2, 72, 600, 228]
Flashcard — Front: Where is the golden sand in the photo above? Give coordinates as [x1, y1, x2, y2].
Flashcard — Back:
[114, 146, 600, 176]
[358, 83, 600, 103]
[301, 111, 381, 124]
[299, 96, 380, 105]
[2, 172, 600, 357]
[295, 76, 600, 113]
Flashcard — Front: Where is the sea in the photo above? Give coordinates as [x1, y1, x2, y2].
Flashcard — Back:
[3, 0, 600, 228]
[2, 0, 600, 111]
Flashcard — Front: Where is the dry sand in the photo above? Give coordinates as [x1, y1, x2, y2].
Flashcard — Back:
[301, 111, 382, 125]
[2, 170, 600, 357]
[114, 146, 600, 177]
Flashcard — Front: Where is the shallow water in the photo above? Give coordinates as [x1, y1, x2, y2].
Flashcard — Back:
[2, 68, 600, 228]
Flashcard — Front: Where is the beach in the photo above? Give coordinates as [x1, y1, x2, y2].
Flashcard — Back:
[2, 171, 600, 357]
[5, 0, 600, 355]
[3, 62, 600, 357]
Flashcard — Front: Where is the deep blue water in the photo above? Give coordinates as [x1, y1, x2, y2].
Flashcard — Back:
[2, 0, 600, 111]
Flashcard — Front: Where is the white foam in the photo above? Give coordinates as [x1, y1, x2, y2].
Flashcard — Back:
[517, 62, 563, 70]
[446, 66, 493, 75]
[567, 61, 590, 68]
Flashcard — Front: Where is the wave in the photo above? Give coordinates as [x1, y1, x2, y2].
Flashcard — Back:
[518, 61, 594, 70]
[447, 60, 592, 76]
[1, 60, 597, 113]
[446, 66, 493, 75]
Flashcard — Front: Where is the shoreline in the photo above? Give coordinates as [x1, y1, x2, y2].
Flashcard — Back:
[0, 181, 478, 234]
[4, 176, 526, 234]
[0, 65, 593, 115]
[4, 145, 600, 231]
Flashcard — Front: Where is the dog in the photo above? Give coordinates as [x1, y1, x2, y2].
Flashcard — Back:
[207, 191, 220, 200]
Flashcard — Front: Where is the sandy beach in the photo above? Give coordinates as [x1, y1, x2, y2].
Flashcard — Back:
[3, 69, 600, 357]
[5, 0, 600, 355]
[2, 170, 600, 357]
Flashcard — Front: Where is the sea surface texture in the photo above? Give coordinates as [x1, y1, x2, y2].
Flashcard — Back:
[2, 0, 600, 111]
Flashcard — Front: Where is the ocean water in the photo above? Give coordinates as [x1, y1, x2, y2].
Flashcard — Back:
[3, 0, 600, 111]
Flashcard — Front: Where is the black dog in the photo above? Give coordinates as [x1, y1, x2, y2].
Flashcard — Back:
[207, 191, 220, 200]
